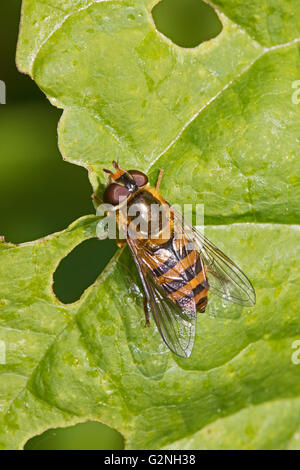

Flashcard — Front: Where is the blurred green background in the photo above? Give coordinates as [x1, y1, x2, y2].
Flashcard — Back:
[1, 0, 221, 450]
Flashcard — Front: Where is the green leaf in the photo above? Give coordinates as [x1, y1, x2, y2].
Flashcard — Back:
[2, 0, 299, 449]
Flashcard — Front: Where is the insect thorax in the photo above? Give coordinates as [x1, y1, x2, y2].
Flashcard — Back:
[118, 189, 173, 244]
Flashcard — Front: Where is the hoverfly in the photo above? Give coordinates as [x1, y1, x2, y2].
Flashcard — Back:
[101, 161, 256, 358]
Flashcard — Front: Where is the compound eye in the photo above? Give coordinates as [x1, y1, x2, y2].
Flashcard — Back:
[103, 183, 130, 205]
[128, 170, 148, 187]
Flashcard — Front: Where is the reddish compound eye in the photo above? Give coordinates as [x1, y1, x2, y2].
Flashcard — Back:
[128, 170, 148, 187]
[103, 183, 130, 205]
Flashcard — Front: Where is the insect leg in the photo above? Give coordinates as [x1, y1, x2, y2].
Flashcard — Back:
[156, 169, 164, 192]
[91, 193, 102, 205]
[144, 296, 151, 327]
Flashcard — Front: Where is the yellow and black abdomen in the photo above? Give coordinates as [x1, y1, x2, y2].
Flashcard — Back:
[150, 236, 209, 313]
[124, 187, 209, 313]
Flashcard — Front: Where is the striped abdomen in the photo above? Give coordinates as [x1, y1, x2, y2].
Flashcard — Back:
[151, 236, 209, 313]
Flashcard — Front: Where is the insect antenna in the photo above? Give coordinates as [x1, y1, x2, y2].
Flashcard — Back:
[112, 160, 120, 170]
[103, 168, 114, 175]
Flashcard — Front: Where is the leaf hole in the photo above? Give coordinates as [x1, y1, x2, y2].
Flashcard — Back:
[53, 238, 117, 304]
[24, 421, 124, 450]
[152, 0, 222, 48]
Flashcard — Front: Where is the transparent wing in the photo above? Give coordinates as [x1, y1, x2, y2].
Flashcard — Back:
[127, 238, 196, 358]
[172, 208, 256, 306]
